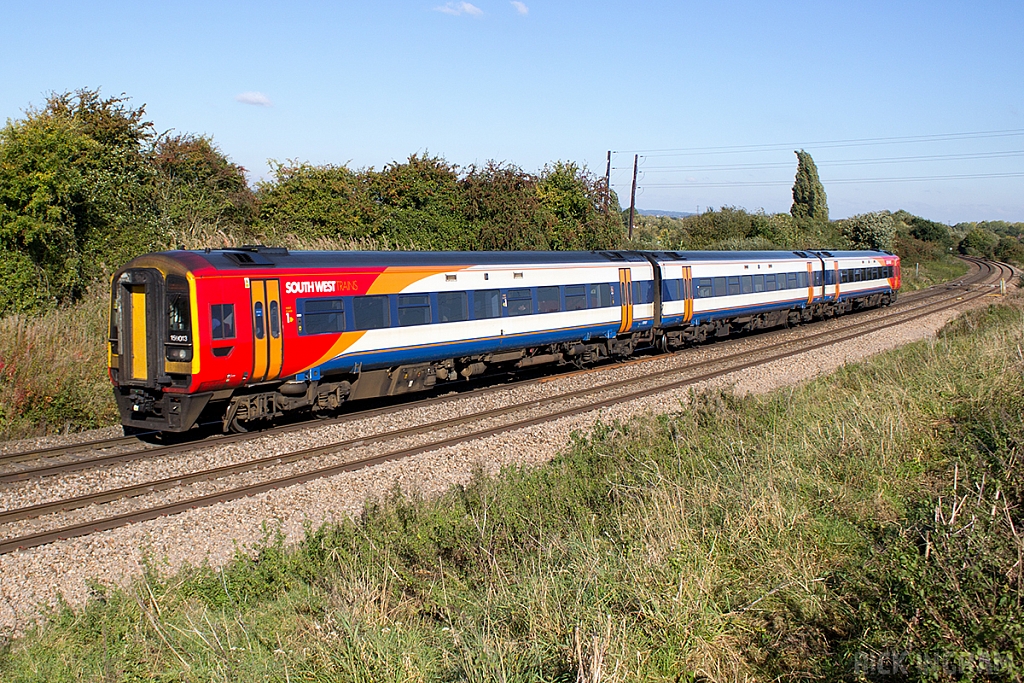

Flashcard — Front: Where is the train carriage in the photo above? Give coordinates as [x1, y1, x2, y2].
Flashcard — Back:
[108, 247, 898, 434]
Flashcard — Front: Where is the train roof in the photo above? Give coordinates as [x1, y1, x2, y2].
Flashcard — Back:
[156, 247, 894, 272]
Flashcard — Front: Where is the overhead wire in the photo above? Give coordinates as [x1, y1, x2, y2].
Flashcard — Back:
[609, 129, 1024, 195]
[630, 150, 1024, 173]
[640, 171, 1024, 189]
[612, 128, 1024, 157]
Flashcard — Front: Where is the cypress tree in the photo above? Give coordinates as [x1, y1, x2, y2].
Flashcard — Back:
[790, 149, 829, 222]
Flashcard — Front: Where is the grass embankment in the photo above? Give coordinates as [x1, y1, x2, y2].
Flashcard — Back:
[899, 254, 970, 291]
[2, 300, 1022, 680]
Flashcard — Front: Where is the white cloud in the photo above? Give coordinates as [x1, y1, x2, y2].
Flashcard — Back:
[434, 2, 483, 16]
[511, 1, 528, 15]
[235, 91, 272, 107]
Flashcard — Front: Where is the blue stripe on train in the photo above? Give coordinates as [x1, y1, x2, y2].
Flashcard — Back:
[661, 285, 893, 328]
[299, 285, 894, 378]
[304, 323, 623, 376]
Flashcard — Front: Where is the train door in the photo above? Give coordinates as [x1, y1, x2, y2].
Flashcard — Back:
[682, 266, 693, 323]
[249, 279, 284, 382]
[113, 268, 161, 386]
[617, 268, 633, 334]
[833, 261, 840, 300]
[806, 263, 815, 305]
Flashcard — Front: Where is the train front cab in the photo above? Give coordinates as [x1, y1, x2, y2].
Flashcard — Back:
[109, 256, 210, 433]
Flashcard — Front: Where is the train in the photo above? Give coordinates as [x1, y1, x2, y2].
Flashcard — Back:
[108, 247, 900, 433]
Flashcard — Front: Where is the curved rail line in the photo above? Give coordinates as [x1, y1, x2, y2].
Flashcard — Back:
[0, 258, 1013, 554]
[0, 256, 995, 478]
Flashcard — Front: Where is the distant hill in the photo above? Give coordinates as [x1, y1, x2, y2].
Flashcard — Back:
[636, 209, 696, 219]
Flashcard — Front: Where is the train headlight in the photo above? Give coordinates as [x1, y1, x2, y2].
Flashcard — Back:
[165, 346, 193, 362]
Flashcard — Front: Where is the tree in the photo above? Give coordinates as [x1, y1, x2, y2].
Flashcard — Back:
[840, 211, 897, 251]
[367, 153, 475, 250]
[958, 227, 999, 258]
[463, 161, 548, 250]
[995, 236, 1024, 265]
[790, 150, 828, 223]
[153, 134, 256, 237]
[0, 89, 161, 314]
[256, 161, 375, 243]
[535, 161, 623, 250]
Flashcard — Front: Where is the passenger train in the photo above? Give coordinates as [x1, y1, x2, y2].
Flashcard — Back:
[108, 248, 900, 433]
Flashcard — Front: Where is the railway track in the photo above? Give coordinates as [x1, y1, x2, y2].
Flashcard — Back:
[0, 256, 996, 485]
[0, 258, 1014, 555]
[0, 256, 995, 477]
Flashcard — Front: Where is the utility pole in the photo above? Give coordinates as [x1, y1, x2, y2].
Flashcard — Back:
[628, 154, 638, 240]
[604, 150, 611, 214]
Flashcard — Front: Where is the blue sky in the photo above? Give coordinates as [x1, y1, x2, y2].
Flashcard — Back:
[2, 1, 1022, 223]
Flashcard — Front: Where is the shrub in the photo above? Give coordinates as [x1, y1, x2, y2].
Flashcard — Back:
[958, 227, 999, 258]
[839, 211, 897, 251]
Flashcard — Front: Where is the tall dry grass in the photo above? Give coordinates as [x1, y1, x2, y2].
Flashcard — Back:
[0, 286, 117, 438]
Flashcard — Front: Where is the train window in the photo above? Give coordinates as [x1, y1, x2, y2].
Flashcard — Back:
[166, 275, 191, 343]
[398, 294, 432, 326]
[353, 295, 390, 330]
[507, 288, 533, 316]
[853, 269, 861, 282]
[632, 280, 654, 304]
[727, 276, 740, 296]
[798, 271, 808, 288]
[695, 278, 713, 298]
[588, 283, 614, 308]
[565, 285, 588, 310]
[872, 267, 880, 280]
[438, 291, 469, 322]
[813, 271, 822, 286]
[787, 273, 800, 289]
[473, 289, 501, 319]
[537, 286, 561, 313]
[753, 274, 765, 293]
[713, 277, 727, 297]
[662, 279, 681, 302]
[741, 275, 753, 294]
[211, 304, 235, 340]
[269, 300, 281, 338]
[253, 301, 265, 339]
[300, 299, 344, 335]
[764, 274, 776, 291]
[168, 294, 190, 334]
[840, 269, 850, 284]
[825, 270, 834, 285]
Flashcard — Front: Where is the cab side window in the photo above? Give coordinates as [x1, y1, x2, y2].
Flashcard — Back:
[211, 304, 235, 340]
